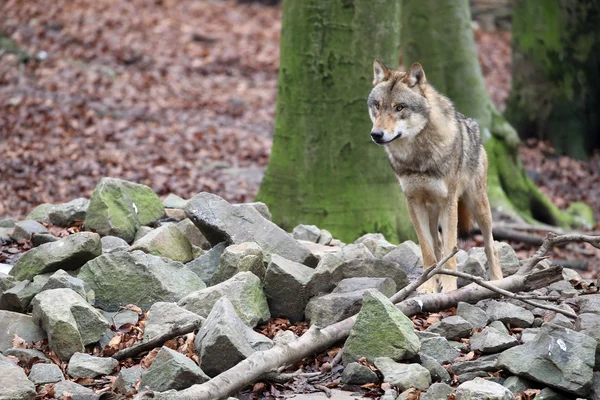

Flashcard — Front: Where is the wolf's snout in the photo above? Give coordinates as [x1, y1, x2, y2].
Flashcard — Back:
[370, 130, 384, 142]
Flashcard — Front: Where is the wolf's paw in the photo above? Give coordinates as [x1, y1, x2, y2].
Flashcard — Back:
[418, 278, 438, 294]
[439, 275, 457, 293]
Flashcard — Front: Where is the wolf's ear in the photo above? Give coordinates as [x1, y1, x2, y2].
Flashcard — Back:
[405, 62, 427, 88]
[373, 59, 391, 86]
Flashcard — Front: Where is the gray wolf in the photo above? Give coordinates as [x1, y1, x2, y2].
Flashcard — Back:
[367, 60, 502, 292]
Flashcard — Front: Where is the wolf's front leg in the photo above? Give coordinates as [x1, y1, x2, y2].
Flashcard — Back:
[439, 198, 458, 292]
[406, 199, 438, 293]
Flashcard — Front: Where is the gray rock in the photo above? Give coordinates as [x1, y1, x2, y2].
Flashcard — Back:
[0, 228, 12, 244]
[355, 233, 396, 258]
[273, 330, 298, 345]
[426, 316, 473, 339]
[292, 225, 321, 243]
[0, 272, 16, 298]
[52, 380, 99, 400]
[178, 271, 269, 327]
[575, 294, 600, 314]
[31, 288, 109, 360]
[419, 353, 451, 382]
[457, 301, 489, 329]
[382, 240, 423, 278]
[449, 340, 469, 352]
[144, 302, 204, 341]
[78, 250, 205, 311]
[520, 328, 540, 343]
[574, 312, 600, 370]
[421, 382, 455, 400]
[543, 313, 574, 329]
[163, 193, 188, 209]
[456, 377, 513, 399]
[194, 297, 272, 377]
[535, 388, 563, 400]
[420, 336, 460, 364]
[341, 243, 374, 261]
[100, 235, 130, 253]
[140, 346, 209, 391]
[457, 254, 487, 287]
[342, 290, 420, 364]
[263, 254, 314, 323]
[488, 320, 510, 335]
[497, 324, 596, 396]
[84, 177, 165, 242]
[486, 300, 534, 328]
[28, 363, 64, 384]
[11, 220, 49, 241]
[5, 348, 51, 364]
[338, 258, 409, 290]
[233, 202, 272, 221]
[590, 372, 600, 400]
[0, 218, 16, 228]
[48, 198, 89, 227]
[448, 354, 500, 375]
[503, 376, 535, 393]
[317, 229, 333, 245]
[333, 277, 396, 296]
[185, 242, 227, 284]
[175, 218, 210, 249]
[113, 366, 142, 394]
[0, 354, 36, 400]
[67, 352, 118, 378]
[416, 331, 441, 341]
[130, 224, 193, 263]
[107, 309, 139, 329]
[185, 192, 317, 266]
[11, 232, 102, 281]
[26, 204, 54, 224]
[41, 269, 94, 304]
[306, 253, 345, 295]
[0, 273, 51, 312]
[305, 290, 365, 327]
[468, 241, 520, 277]
[373, 357, 431, 391]
[341, 362, 379, 385]
[32, 233, 59, 247]
[0, 311, 46, 352]
[134, 226, 154, 242]
[470, 326, 518, 353]
[397, 388, 418, 400]
[211, 242, 264, 285]
[381, 389, 399, 400]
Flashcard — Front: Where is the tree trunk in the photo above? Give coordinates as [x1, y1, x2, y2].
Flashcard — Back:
[256, 0, 416, 243]
[505, 0, 600, 160]
[400, 0, 577, 228]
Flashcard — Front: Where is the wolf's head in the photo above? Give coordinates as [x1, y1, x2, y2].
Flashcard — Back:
[368, 60, 431, 145]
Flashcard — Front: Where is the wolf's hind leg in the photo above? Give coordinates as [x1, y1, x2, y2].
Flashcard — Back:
[438, 196, 458, 292]
[406, 199, 438, 293]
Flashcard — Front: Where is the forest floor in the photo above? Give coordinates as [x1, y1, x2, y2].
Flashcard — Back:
[1, 0, 599, 269]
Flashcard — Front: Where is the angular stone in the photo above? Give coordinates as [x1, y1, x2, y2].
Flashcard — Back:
[575, 312, 600, 370]
[355, 233, 396, 258]
[520, 328, 541, 343]
[0, 354, 36, 400]
[53, 380, 98, 400]
[139, 346, 208, 391]
[41, 269, 94, 304]
[448, 354, 500, 375]
[106, 309, 139, 329]
[373, 357, 431, 391]
[185, 192, 316, 266]
[100, 236, 129, 253]
[5, 348, 51, 364]
[0, 271, 15, 293]
[31, 288, 109, 360]
[456, 377, 513, 400]
[0, 228, 11, 243]
[306, 253, 345, 296]
[263, 254, 314, 323]
[419, 336, 460, 364]
[343, 290, 420, 364]
[317, 229, 333, 245]
[11, 232, 101, 281]
[144, 302, 204, 341]
[339, 258, 409, 290]
[457, 301, 489, 329]
[382, 240, 423, 278]
[129, 224, 193, 262]
[341, 243, 374, 261]
[426, 316, 473, 339]
[0, 273, 51, 312]
[67, 352, 118, 378]
[48, 198, 89, 227]
[486, 300, 534, 328]
[78, 250, 205, 311]
[26, 204, 54, 223]
[576, 294, 600, 314]
[134, 226, 154, 242]
[419, 354, 451, 382]
[469, 241, 520, 277]
[178, 271, 269, 327]
[28, 363, 64, 384]
[175, 218, 210, 249]
[232, 202, 272, 221]
[457, 254, 487, 287]
[113, 366, 142, 394]
[470, 326, 518, 353]
[341, 362, 379, 385]
[185, 242, 227, 284]
[0, 218, 16, 228]
[0, 311, 46, 352]
[503, 376, 535, 393]
[163, 193, 188, 209]
[11, 220, 49, 241]
[305, 290, 365, 327]
[84, 177, 165, 242]
[543, 313, 573, 329]
[32, 233, 59, 247]
[211, 242, 264, 285]
[488, 320, 510, 335]
[292, 225, 321, 243]
[421, 383, 455, 400]
[333, 277, 396, 296]
[497, 325, 596, 396]
[194, 297, 272, 377]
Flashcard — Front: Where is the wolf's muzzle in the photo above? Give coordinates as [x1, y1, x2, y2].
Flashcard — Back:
[370, 130, 384, 143]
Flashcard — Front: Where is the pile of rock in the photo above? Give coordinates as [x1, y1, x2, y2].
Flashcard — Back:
[0, 177, 599, 400]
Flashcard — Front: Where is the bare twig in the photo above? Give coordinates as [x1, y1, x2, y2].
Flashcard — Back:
[389, 247, 459, 304]
[436, 268, 577, 319]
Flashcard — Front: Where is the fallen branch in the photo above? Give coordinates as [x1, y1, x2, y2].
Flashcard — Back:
[489, 226, 545, 246]
[112, 320, 202, 361]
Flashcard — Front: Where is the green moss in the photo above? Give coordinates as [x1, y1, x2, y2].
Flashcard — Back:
[566, 201, 595, 228]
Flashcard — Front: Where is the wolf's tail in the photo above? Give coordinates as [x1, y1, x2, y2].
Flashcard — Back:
[457, 199, 472, 239]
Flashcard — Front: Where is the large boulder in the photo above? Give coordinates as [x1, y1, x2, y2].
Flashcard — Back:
[10, 232, 101, 281]
[342, 290, 420, 364]
[497, 325, 596, 396]
[48, 198, 89, 227]
[31, 288, 109, 360]
[78, 250, 205, 311]
[178, 271, 269, 327]
[84, 177, 165, 242]
[184, 192, 317, 266]
[0, 310, 46, 352]
[0, 354, 36, 400]
[140, 346, 209, 391]
[129, 224, 193, 263]
[210, 242, 265, 285]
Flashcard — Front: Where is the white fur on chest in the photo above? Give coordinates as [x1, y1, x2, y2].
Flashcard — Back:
[398, 175, 448, 199]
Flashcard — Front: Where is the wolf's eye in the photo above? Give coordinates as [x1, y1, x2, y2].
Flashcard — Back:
[395, 104, 404, 112]
[374, 102, 380, 110]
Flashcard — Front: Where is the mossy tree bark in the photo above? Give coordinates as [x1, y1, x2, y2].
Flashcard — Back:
[257, 0, 416, 243]
[505, 0, 600, 160]
[400, 0, 577, 228]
